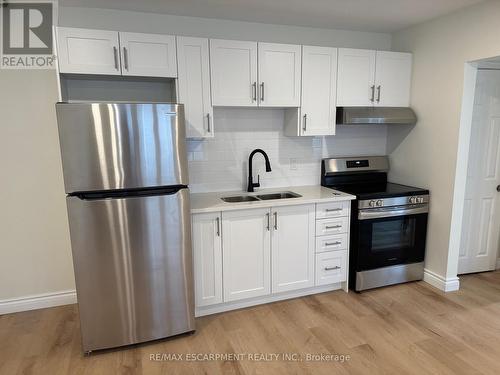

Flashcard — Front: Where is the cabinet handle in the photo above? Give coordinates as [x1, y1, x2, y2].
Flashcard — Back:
[325, 242, 342, 247]
[376, 85, 381, 103]
[113, 47, 119, 70]
[303, 114, 307, 131]
[123, 47, 129, 70]
[325, 208, 342, 212]
[216, 217, 220, 237]
[207, 113, 211, 133]
[325, 266, 341, 271]
[370, 85, 375, 102]
[266, 213, 270, 231]
[273, 212, 278, 230]
[325, 225, 342, 229]
[252, 82, 257, 102]
[497, 185, 500, 192]
[260, 82, 265, 102]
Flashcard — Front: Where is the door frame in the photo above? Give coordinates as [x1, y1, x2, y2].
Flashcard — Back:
[449, 60, 500, 280]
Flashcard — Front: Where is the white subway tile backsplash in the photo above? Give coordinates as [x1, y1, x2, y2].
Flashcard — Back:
[187, 108, 388, 193]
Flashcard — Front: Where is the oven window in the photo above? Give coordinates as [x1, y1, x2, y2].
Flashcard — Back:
[371, 218, 416, 252]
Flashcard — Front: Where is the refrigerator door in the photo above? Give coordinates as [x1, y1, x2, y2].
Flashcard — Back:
[67, 187, 194, 352]
[56, 103, 188, 193]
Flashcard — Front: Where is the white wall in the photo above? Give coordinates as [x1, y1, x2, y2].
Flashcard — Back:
[58, 7, 391, 50]
[188, 109, 388, 193]
[390, 0, 500, 282]
[0, 7, 392, 308]
[0, 70, 75, 301]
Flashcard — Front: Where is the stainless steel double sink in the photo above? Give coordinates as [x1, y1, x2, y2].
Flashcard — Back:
[221, 191, 301, 203]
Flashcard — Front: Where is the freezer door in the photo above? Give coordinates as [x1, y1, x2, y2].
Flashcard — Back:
[56, 103, 189, 193]
[67, 188, 194, 352]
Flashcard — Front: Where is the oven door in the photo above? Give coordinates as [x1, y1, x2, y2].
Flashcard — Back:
[356, 205, 428, 271]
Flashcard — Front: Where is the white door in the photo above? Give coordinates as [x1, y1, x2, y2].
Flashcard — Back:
[301, 46, 337, 136]
[459, 70, 500, 274]
[375, 51, 412, 107]
[56, 27, 121, 75]
[258, 43, 301, 107]
[337, 48, 376, 107]
[192, 212, 223, 307]
[119, 32, 177, 77]
[271, 205, 315, 293]
[210, 39, 258, 107]
[177, 37, 214, 138]
[222, 208, 271, 302]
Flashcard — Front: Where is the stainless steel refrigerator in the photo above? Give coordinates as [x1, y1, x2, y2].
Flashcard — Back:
[56, 102, 195, 353]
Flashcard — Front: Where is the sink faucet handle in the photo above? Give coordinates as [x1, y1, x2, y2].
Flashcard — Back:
[255, 174, 260, 187]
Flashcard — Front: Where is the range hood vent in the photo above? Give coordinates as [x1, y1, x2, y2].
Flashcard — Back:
[337, 107, 417, 125]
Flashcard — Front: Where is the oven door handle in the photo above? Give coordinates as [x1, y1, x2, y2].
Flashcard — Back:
[358, 204, 429, 220]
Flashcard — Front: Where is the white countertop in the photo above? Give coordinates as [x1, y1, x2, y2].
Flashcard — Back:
[190, 185, 355, 214]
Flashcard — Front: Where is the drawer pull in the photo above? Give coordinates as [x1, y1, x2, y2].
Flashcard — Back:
[325, 266, 341, 271]
[325, 208, 342, 212]
[325, 225, 342, 229]
[325, 241, 341, 247]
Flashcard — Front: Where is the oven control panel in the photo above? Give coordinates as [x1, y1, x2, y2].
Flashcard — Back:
[359, 195, 429, 209]
[409, 196, 426, 204]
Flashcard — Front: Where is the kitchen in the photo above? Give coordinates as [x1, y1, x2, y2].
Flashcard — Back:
[1, 0, 500, 374]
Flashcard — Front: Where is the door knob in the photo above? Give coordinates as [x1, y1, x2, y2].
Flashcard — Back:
[497, 185, 500, 192]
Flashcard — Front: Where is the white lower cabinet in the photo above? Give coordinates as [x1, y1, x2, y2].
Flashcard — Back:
[192, 200, 351, 313]
[315, 251, 348, 286]
[271, 204, 315, 293]
[192, 212, 223, 307]
[222, 208, 271, 302]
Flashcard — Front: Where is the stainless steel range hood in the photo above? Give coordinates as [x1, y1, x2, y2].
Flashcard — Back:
[337, 107, 417, 125]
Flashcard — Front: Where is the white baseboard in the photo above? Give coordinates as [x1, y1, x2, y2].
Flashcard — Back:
[196, 283, 342, 317]
[496, 258, 500, 270]
[423, 269, 460, 292]
[0, 290, 77, 315]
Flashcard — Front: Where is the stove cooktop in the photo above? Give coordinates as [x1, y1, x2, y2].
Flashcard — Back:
[327, 182, 429, 199]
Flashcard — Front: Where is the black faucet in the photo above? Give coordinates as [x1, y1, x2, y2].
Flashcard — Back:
[247, 149, 272, 192]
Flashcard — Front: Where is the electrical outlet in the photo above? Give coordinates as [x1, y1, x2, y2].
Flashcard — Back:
[290, 158, 298, 170]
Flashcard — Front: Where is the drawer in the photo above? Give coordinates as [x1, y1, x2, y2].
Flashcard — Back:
[315, 233, 348, 253]
[315, 217, 349, 236]
[315, 250, 347, 286]
[316, 201, 350, 219]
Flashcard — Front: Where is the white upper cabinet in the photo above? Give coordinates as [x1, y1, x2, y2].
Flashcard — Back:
[222, 208, 271, 302]
[257, 43, 301, 107]
[337, 48, 376, 107]
[210, 39, 258, 107]
[119, 32, 177, 77]
[337, 48, 412, 107]
[374, 51, 412, 107]
[192, 212, 223, 308]
[177, 36, 214, 138]
[300, 46, 338, 136]
[57, 27, 121, 75]
[271, 204, 315, 293]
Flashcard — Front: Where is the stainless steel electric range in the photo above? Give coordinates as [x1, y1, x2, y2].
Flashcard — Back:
[321, 156, 429, 292]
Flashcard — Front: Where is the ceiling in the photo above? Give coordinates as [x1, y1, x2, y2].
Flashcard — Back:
[60, 0, 485, 33]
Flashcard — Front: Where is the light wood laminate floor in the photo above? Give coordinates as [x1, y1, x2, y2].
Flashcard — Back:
[2, 271, 500, 374]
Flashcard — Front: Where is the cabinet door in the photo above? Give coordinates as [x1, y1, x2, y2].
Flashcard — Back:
[337, 48, 376, 107]
[119, 32, 177, 77]
[192, 212, 223, 307]
[177, 37, 214, 138]
[271, 205, 315, 293]
[56, 27, 121, 75]
[375, 51, 412, 107]
[210, 39, 258, 107]
[301, 46, 337, 136]
[258, 43, 301, 107]
[222, 208, 271, 302]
